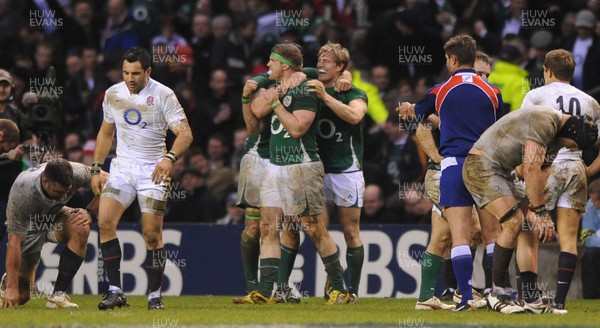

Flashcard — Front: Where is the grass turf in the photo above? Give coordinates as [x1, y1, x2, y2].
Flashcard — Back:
[1, 295, 600, 327]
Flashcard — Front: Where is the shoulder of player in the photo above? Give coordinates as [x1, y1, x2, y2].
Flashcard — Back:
[146, 78, 176, 96]
[524, 85, 545, 97]
[10, 166, 42, 194]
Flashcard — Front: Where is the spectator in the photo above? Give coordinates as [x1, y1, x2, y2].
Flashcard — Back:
[0, 70, 26, 135]
[363, 7, 445, 86]
[190, 13, 215, 97]
[370, 65, 407, 115]
[581, 179, 600, 299]
[207, 133, 230, 170]
[63, 131, 84, 150]
[185, 147, 235, 212]
[216, 192, 244, 225]
[101, 0, 142, 57]
[399, 184, 432, 224]
[226, 0, 248, 26]
[65, 145, 84, 163]
[562, 9, 600, 92]
[211, 15, 232, 40]
[501, 0, 529, 39]
[488, 44, 530, 111]
[165, 168, 220, 223]
[62, 50, 86, 133]
[360, 184, 396, 223]
[151, 16, 189, 48]
[377, 117, 427, 190]
[196, 69, 240, 141]
[81, 46, 109, 131]
[229, 127, 247, 172]
[73, 0, 102, 49]
[0, 0, 19, 68]
[414, 75, 436, 100]
[31, 41, 64, 84]
[525, 30, 554, 89]
[210, 14, 257, 93]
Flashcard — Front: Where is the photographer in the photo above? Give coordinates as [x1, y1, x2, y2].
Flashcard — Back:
[0, 68, 27, 242]
[0, 69, 26, 136]
[0, 119, 23, 241]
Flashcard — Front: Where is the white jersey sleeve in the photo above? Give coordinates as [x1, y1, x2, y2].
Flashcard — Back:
[161, 90, 187, 132]
[102, 87, 116, 123]
[521, 91, 535, 109]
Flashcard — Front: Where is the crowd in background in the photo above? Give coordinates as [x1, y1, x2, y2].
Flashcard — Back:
[2, 0, 600, 225]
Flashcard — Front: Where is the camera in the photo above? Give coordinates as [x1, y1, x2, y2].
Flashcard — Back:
[23, 66, 63, 145]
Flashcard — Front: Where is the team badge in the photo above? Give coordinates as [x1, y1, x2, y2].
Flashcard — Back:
[283, 95, 292, 107]
[146, 96, 155, 106]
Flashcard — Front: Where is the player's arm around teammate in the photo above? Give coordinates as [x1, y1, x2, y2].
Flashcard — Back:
[306, 80, 365, 125]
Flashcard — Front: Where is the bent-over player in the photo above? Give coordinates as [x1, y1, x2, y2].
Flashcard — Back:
[463, 106, 598, 314]
[2, 159, 97, 309]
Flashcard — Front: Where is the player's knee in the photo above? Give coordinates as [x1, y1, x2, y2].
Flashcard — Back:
[98, 216, 117, 233]
[501, 214, 522, 235]
[470, 230, 482, 248]
[430, 236, 450, 256]
[244, 220, 260, 239]
[304, 223, 325, 242]
[259, 221, 276, 240]
[142, 230, 162, 249]
[342, 225, 360, 244]
[281, 228, 300, 244]
[71, 223, 91, 242]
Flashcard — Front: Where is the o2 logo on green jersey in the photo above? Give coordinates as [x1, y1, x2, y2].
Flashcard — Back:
[318, 119, 342, 142]
[124, 108, 148, 128]
[271, 115, 291, 138]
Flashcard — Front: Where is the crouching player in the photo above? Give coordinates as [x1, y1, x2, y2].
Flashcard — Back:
[1, 159, 102, 308]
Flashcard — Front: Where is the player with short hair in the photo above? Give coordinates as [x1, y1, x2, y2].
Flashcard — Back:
[275, 42, 367, 304]
[248, 43, 347, 304]
[399, 35, 505, 311]
[463, 106, 598, 314]
[92, 47, 193, 310]
[413, 52, 498, 310]
[474, 51, 492, 81]
[0, 119, 19, 155]
[520, 49, 600, 313]
[1, 159, 98, 309]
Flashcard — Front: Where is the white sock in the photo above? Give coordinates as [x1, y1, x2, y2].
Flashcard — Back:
[148, 290, 161, 300]
[108, 285, 122, 293]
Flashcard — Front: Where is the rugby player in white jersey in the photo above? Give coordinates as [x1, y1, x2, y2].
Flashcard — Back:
[91, 47, 193, 310]
[520, 49, 600, 313]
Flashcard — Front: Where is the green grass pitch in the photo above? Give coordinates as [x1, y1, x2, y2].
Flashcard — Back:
[2, 296, 600, 327]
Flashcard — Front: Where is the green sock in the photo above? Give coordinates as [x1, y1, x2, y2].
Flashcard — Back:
[277, 244, 298, 288]
[322, 250, 345, 292]
[418, 252, 444, 302]
[258, 258, 279, 297]
[240, 231, 260, 291]
[346, 246, 364, 295]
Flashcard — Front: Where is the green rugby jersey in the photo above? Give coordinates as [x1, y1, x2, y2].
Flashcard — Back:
[244, 125, 270, 159]
[317, 86, 368, 173]
[270, 80, 320, 166]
